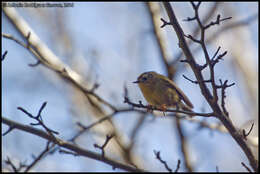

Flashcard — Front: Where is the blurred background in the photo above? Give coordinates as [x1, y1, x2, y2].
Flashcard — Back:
[2, 2, 258, 172]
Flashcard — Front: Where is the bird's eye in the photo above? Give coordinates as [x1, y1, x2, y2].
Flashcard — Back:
[142, 77, 147, 81]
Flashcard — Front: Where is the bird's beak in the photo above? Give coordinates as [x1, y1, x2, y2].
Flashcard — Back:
[133, 80, 140, 83]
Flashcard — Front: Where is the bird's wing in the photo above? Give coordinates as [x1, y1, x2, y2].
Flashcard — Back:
[162, 77, 194, 108]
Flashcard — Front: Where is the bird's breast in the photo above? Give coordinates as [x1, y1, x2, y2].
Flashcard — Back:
[138, 83, 158, 105]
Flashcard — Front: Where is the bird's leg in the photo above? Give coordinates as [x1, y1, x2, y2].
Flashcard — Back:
[176, 104, 180, 111]
[160, 104, 167, 116]
[146, 104, 154, 113]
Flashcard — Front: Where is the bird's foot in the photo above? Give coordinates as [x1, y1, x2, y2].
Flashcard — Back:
[160, 104, 167, 116]
[146, 104, 154, 113]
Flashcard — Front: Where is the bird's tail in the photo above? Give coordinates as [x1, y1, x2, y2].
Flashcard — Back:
[179, 102, 195, 116]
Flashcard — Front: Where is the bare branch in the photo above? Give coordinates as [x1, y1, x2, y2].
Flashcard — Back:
[153, 150, 172, 172]
[5, 157, 19, 172]
[2, 125, 15, 136]
[171, 13, 257, 66]
[17, 102, 59, 136]
[183, 74, 212, 85]
[212, 46, 221, 60]
[218, 79, 235, 117]
[160, 18, 172, 28]
[211, 51, 227, 67]
[25, 31, 31, 48]
[162, 2, 258, 171]
[2, 50, 8, 61]
[204, 15, 232, 30]
[184, 34, 201, 44]
[69, 108, 145, 143]
[94, 134, 114, 157]
[90, 82, 100, 93]
[2, 117, 144, 172]
[124, 96, 214, 117]
[242, 123, 254, 140]
[28, 60, 41, 67]
[216, 166, 219, 172]
[174, 159, 181, 173]
[183, 16, 196, 22]
[190, 2, 201, 10]
[4, 156, 27, 172]
[24, 141, 54, 172]
[170, 2, 221, 66]
[241, 162, 252, 172]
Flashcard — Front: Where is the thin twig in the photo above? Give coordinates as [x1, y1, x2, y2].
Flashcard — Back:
[183, 74, 212, 85]
[241, 162, 252, 172]
[153, 150, 172, 172]
[124, 96, 214, 117]
[28, 60, 41, 67]
[162, 2, 258, 171]
[242, 123, 254, 140]
[204, 15, 232, 29]
[2, 50, 8, 60]
[174, 159, 181, 173]
[160, 18, 172, 28]
[24, 141, 54, 172]
[94, 134, 114, 157]
[216, 165, 219, 172]
[17, 102, 59, 136]
[2, 117, 144, 172]
[4, 156, 27, 172]
[2, 125, 15, 136]
[218, 79, 235, 117]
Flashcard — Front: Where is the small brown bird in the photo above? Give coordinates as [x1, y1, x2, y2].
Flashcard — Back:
[133, 71, 193, 113]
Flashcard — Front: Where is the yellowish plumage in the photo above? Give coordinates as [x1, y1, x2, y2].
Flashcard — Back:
[133, 71, 193, 111]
